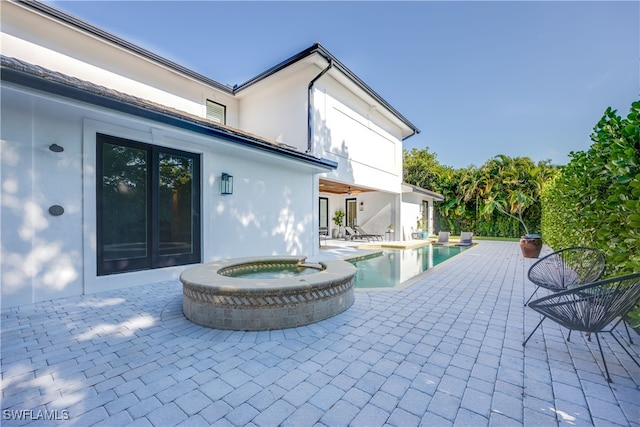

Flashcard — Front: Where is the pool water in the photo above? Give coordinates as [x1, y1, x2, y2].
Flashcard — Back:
[350, 245, 469, 288]
[225, 265, 321, 279]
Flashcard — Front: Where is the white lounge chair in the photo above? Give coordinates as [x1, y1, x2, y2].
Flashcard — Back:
[455, 232, 473, 246]
[344, 226, 371, 242]
[355, 226, 383, 241]
[433, 231, 450, 245]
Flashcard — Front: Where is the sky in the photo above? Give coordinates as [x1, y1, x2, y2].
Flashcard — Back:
[48, 1, 638, 169]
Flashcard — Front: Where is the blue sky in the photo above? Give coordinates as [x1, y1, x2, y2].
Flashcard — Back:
[49, 1, 638, 169]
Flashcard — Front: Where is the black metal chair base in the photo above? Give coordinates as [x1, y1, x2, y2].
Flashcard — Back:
[523, 316, 640, 383]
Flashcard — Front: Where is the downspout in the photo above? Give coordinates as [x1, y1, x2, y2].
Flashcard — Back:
[402, 128, 418, 141]
[307, 59, 333, 153]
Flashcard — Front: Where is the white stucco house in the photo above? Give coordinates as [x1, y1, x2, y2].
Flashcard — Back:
[1, 0, 443, 308]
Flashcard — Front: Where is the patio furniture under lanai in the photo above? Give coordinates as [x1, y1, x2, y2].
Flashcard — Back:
[525, 246, 606, 306]
[523, 272, 640, 383]
[344, 226, 372, 242]
[319, 227, 329, 246]
[355, 226, 383, 241]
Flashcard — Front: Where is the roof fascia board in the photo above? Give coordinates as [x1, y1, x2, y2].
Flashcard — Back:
[2, 65, 337, 171]
[15, 1, 419, 138]
[14, 0, 234, 94]
[402, 182, 444, 201]
[235, 43, 421, 137]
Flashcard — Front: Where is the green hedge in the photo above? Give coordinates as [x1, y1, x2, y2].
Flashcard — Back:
[542, 101, 640, 276]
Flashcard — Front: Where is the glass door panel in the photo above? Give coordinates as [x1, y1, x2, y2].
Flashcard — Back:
[158, 153, 194, 256]
[319, 197, 328, 228]
[100, 143, 148, 262]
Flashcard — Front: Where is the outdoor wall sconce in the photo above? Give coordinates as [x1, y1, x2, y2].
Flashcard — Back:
[49, 143, 64, 153]
[221, 173, 233, 195]
[359, 201, 364, 211]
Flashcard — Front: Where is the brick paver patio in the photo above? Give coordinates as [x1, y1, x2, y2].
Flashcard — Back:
[2, 241, 639, 426]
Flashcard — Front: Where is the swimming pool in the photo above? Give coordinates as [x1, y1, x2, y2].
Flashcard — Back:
[349, 245, 470, 288]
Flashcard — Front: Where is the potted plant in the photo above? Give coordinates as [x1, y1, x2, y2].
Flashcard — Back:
[484, 192, 542, 258]
[332, 209, 345, 238]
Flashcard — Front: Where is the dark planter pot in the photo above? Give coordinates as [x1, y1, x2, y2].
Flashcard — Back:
[520, 235, 542, 258]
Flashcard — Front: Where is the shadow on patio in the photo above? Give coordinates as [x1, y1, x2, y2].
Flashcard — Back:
[1, 241, 638, 426]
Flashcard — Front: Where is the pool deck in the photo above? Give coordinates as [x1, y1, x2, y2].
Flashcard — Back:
[2, 240, 639, 426]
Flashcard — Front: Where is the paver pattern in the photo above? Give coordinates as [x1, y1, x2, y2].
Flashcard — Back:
[2, 241, 639, 426]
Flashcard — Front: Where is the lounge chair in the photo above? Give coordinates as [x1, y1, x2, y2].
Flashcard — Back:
[523, 272, 640, 382]
[432, 231, 450, 245]
[525, 247, 606, 306]
[344, 226, 370, 242]
[355, 226, 383, 241]
[455, 232, 473, 246]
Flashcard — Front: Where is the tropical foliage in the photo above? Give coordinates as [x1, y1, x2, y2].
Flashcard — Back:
[404, 149, 556, 238]
[404, 100, 639, 327]
[541, 102, 640, 276]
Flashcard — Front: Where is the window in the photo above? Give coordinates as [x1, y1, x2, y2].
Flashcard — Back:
[206, 100, 226, 124]
[96, 134, 201, 275]
[319, 197, 328, 228]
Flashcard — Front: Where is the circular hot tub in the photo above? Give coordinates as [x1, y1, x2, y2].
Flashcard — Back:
[180, 256, 356, 331]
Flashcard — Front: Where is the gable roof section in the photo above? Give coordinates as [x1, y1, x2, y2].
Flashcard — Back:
[14, 0, 235, 95]
[235, 43, 421, 139]
[15, 1, 419, 141]
[1, 55, 337, 171]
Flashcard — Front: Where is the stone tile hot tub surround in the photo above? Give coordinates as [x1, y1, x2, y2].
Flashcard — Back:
[180, 256, 356, 330]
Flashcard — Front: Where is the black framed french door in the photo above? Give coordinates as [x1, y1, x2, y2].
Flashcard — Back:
[96, 133, 201, 275]
[319, 197, 328, 228]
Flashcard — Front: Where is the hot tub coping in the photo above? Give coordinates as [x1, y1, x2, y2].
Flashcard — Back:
[180, 256, 356, 294]
[180, 256, 357, 330]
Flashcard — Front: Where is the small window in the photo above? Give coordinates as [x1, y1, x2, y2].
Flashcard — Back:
[206, 100, 226, 124]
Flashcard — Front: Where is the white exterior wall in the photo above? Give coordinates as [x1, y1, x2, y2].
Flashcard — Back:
[321, 191, 397, 238]
[313, 77, 404, 194]
[401, 193, 437, 239]
[1, 87, 85, 308]
[237, 62, 407, 197]
[239, 60, 410, 238]
[401, 196, 423, 240]
[205, 150, 317, 261]
[237, 67, 311, 150]
[1, 84, 319, 308]
[1, 2, 239, 127]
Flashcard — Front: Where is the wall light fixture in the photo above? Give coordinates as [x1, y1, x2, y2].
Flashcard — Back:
[221, 173, 233, 195]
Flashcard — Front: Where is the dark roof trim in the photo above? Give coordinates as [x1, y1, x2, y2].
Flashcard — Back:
[235, 43, 421, 137]
[15, 1, 418, 138]
[1, 55, 337, 171]
[402, 182, 444, 201]
[15, 0, 235, 94]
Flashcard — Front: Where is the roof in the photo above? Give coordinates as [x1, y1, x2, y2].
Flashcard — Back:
[15, 0, 235, 94]
[14, 1, 420, 139]
[402, 182, 445, 201]
[234, 43, 421, 138]
[1, 55, 337, 171]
